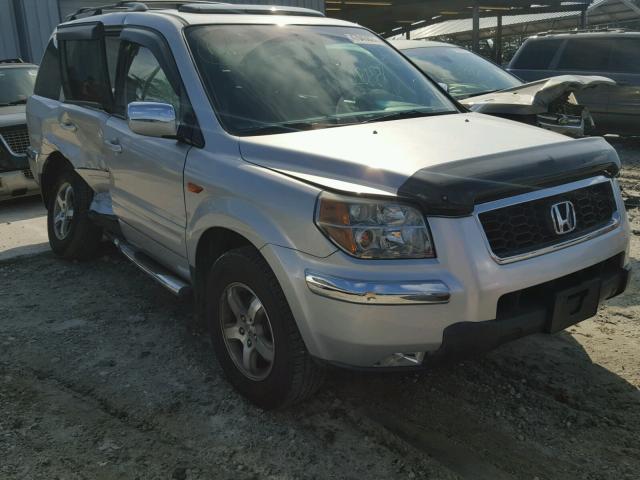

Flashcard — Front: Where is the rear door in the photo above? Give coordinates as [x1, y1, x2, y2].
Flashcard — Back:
[103, 28, 192, 266]
[55, 23, 115, 183]
[549, 37, 614, 131]
[507, 38, 564, 81]
[607, 36, 640, 135]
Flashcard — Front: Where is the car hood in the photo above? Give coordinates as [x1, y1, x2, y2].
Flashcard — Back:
[0, 105, 27, 128]
[239, 112, 620, 216]
[461, 75, 616, 115]
[238, 112, 569, 196]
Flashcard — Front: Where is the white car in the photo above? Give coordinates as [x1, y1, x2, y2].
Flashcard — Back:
[27, 2, 631, 408]
[392, 40, 615, 137]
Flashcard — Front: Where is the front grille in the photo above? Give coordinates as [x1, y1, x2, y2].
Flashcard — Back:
[479, 181, 616, 259]
[23, 168, 33, 180]
[0, 126, 29, 155]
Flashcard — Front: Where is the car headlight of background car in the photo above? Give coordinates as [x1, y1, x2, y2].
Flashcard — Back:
[315, 192, 435, 259]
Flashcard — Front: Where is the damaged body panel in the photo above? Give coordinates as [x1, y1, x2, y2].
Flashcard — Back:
[392, 40, 614, 137]
[463, 75, 616, 137]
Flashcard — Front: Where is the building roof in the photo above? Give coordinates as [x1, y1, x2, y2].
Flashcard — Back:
[328, 0, 592, 35]
[387, 0, 639, 40]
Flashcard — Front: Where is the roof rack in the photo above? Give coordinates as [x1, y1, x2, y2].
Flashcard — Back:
[178, 3, 323, 16]
[66, 1, 323, 21]
[536, 28, 628, 36]
[66, 1, 212, 20]
[0, 58, 26, 64]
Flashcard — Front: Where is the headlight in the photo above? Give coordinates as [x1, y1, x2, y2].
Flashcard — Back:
[315, 192, 435, 259]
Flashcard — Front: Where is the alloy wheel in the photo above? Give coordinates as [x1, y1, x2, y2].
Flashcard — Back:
[52, 182, 75, 240]
[219, 282, 275, 380]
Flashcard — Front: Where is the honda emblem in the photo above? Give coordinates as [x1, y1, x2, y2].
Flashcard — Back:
[550, 201, 577, 235]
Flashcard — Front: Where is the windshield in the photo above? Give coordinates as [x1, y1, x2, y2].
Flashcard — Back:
[186, 25, 458, 135]
[403, 46, 522, 99]
[0, 66, 38, 106]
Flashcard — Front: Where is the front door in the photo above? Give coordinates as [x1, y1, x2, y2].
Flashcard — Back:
[104, 38, 191, 260]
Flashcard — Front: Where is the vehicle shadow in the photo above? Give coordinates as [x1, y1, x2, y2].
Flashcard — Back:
[0, 195, 46, 222]
[0, 242, 49, 261]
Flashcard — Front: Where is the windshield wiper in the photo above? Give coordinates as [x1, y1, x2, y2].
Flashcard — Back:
[0, 99, 28, 107]
[361, 109, 455, 124]
[239, 121, 339, 136]
[464, 89, 500, 98]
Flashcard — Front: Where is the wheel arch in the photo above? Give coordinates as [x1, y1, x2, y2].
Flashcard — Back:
[40, 152, 74, 209]
[192, 226, 260, 328]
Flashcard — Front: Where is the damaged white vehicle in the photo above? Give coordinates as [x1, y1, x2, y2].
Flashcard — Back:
[392, 40, 615, 137]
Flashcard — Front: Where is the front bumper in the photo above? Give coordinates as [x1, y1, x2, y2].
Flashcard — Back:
[428, 255, 630, 363]
[261, 180, 630, 368]
[0, 169, 39, 201]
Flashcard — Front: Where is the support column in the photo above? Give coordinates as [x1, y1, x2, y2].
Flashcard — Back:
[472, 1, 480, 53]
[495, 14, 502, 64]
[580, 8, 588, 29]
[405, 25, 411, 39]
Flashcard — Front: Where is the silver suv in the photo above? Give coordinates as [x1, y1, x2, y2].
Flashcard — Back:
[27, 2, 631, 408]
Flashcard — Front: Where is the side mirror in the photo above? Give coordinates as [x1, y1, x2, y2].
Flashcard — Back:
[438, 82, 449, 93]
[127, 101, 177, 138]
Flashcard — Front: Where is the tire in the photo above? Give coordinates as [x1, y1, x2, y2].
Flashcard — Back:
[206, 246, 325, 409]
[47, 168, 102, 260]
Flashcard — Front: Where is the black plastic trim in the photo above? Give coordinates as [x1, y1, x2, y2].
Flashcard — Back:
[397, 136, 620, 217]
[426, 260, 629, 363]
[57, 22, 105, 41]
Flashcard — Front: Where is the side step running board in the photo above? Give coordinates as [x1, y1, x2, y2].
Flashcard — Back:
[114, 239, 192, 297]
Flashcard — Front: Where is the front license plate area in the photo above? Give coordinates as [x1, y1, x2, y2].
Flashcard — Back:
[547, 278, 601, 333]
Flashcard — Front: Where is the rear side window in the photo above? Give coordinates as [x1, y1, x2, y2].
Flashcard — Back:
[34, 38, 62, 100]
[610, 38, 640, 73]
[60, 38, 112, 108]
[556, 38, 613, 71]
[105, 36, 121, 95]
[511, 39, 563, 69]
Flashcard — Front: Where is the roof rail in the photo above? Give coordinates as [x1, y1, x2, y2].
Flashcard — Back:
[66, 1, 211, 21]
[536, 27, 628, 36]
[66, 1, 323, 21]
[0, 58, 26, 64]
[178, 3, 323, 16]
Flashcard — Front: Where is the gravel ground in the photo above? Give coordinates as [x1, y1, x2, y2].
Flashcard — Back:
[1, 138, 639, 480]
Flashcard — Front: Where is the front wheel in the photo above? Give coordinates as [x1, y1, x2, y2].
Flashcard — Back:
[47, 169, 102, 260]
[206, 246, 325, 409]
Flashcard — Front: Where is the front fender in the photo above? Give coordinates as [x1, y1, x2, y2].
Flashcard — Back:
[185, 152, 337, 267]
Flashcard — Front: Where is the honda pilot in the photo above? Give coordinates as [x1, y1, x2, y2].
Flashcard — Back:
[27, 2, 631, 408]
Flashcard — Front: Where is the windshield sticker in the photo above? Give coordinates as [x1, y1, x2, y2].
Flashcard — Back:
[343, 33, 383, 45]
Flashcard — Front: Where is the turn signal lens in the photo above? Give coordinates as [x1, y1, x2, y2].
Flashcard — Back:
[315, 192, 435, 259]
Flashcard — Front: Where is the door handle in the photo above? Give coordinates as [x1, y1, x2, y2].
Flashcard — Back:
[104, 139, 123, 154]
[59, 120, 77, 132]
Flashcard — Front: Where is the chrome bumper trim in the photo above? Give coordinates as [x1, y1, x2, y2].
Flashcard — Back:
[305, 270, 450, 305]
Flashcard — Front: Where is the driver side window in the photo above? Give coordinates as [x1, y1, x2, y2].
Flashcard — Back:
[123, 44, 180, 116]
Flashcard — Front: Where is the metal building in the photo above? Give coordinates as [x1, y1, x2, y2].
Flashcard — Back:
[0, 0, 326, 63]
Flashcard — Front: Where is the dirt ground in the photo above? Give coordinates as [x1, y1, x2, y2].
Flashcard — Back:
[1, 138, 639, 480]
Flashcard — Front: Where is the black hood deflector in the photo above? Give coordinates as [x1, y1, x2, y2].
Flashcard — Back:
[397, 137, 620, 217]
